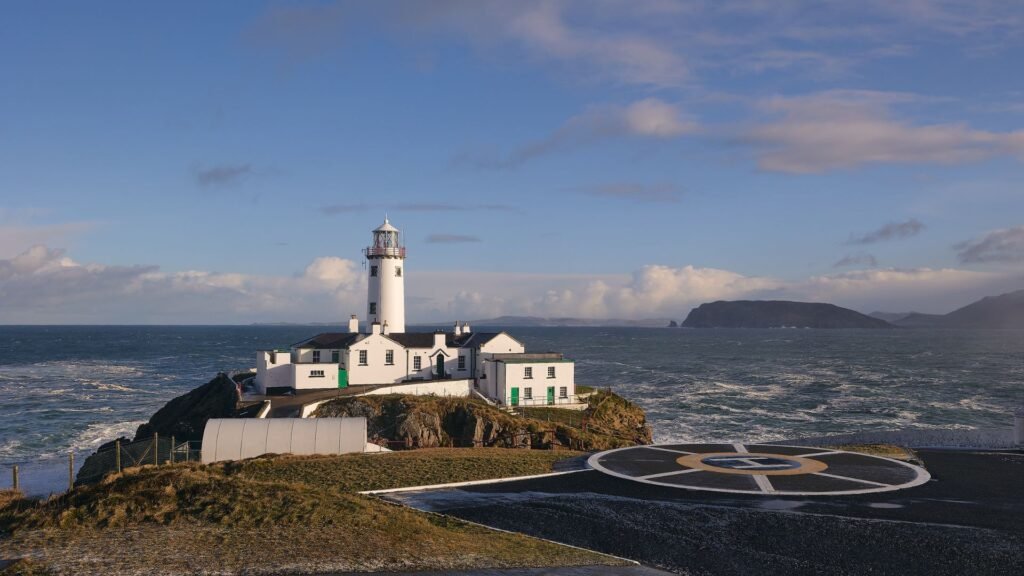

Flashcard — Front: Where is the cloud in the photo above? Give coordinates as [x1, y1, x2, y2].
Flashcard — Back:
[425, 234, 481, 244]
[574, 182, 681, 203]
[955, 226, 1024, 263]
[0, 245, 364, 324]
[194, 163, 252, 187]
[847, 219, 926, 245]
[244, 2, 347, 64]
[745, 90, 1024, 173]
[463, 98, 696, 169]
[833, 253, 879, 268]
[3, 244, 1019, 323]
[0, 222, 97, 258]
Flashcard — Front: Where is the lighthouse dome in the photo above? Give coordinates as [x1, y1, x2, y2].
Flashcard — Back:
[375, 218, 398, 233]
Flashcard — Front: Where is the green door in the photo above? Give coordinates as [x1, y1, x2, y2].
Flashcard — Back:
[338, 369, 348, 389]
[436, 356, 445, 378]
[547, 386, 555, 405]
[511, 387, 519, 406]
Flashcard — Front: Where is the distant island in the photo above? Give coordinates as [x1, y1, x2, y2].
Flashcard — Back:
[872, 288, 1024, 329]
[681, 300, 892, 329]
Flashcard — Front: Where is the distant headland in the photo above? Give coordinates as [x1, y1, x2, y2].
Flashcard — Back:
[681, 300, 891, 329]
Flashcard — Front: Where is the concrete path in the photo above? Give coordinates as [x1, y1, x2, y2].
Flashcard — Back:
[245, 386, 383, 418]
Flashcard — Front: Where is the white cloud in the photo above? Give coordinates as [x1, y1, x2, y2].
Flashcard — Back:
[0, 222, 98, 258]
[745, 90, 1024, 173]
[2, 245, 1019, 323]
[462, 98, 695, 168]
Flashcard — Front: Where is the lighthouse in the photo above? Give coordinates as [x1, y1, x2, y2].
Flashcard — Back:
[364, 218, 406, 333]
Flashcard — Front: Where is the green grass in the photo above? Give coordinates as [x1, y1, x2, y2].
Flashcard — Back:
[0, 450, 619, 574]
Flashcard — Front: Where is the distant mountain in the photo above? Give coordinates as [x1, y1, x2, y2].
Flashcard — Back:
[869, 311, 912, 323]
[886, 289, 1024, 329]
[682, 300, 892, 329]
[463, 315, 670, 328]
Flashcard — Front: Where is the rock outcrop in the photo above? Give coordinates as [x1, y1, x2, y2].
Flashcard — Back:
[133, 373, 239, 442]
[314, 390, 652, 451]
[76, 374, 240, 484]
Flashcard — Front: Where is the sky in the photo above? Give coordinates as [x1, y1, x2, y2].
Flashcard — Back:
[1, 0, 1023, 324]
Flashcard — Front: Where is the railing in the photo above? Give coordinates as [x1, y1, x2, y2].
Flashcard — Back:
[363, 246, 405, 258]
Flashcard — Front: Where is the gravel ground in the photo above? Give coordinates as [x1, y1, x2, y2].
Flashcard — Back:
[390, 449, 1024, 576]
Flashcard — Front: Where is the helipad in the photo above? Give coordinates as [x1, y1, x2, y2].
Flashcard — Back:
[588, 443, 931, 496]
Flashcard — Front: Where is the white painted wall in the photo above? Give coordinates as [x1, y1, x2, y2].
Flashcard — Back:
[360, 379, 473, 397]
[366, 256, 405, 333]
[346, 333, 408, 386]
[491, 361, 576, 407]
[293, 363, 341, 390]
[255, 350, 295, 394]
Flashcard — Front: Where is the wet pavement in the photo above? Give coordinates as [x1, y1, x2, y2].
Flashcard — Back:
[384, 449, 1024, 575]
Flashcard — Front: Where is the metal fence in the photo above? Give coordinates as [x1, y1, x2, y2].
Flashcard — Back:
[4, 436, 202, 496]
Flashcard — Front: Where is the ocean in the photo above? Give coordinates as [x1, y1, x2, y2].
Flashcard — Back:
[1, 325, 1022, 493]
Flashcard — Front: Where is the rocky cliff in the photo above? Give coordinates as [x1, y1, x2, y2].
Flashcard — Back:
[682, 300, 892, 329]
[313, 390, 652, 451]
[76, 373, 240, 484]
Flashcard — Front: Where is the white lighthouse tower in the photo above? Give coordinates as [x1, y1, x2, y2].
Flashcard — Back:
[364, 218, 406, 333]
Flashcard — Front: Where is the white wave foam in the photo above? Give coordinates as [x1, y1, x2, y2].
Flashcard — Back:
[69, 420, 147, 453]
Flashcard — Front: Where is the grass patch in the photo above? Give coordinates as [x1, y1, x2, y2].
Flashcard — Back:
[833, 443, 918, 462]
[232, 448, 582, 492]
[0, 450, 619, 574]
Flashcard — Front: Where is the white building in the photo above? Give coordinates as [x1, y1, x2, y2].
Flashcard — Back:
[254, 218, 577, 407]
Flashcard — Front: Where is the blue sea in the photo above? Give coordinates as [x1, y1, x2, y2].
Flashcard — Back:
[1, 325, 1022, 492]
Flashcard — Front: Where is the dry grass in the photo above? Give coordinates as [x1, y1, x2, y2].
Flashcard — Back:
[834, 443, 917, 461]
[0, 450, 620, 575]
[231, 447, 582, 492]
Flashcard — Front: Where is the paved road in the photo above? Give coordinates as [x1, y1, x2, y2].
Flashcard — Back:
[245, 386, 381, 418]
[386, 449, 1024, 576]
[325, 567, 673, 576]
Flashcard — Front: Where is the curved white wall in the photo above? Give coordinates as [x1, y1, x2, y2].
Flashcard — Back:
[367, 256, 405, 333]
[201, 417, 367, 463]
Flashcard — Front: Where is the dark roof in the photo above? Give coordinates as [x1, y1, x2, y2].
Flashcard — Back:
[292, 331, 511, 350]
[292, 332, 363, 349]
[384, 331, 503, 349]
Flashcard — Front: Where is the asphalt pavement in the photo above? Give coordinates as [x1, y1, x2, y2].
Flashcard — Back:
[385, 449, 1024, 576]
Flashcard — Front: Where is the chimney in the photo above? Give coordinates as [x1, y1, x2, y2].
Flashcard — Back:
[382, 320, 390, 335]
[371, 322, 382, 335]
[453, 321, 462, 336]
[348, 315, 359, 334]
[433, 331, 446, 349]
[462, 322, 471, 334]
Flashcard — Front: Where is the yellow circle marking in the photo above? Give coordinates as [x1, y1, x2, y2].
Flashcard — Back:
[675, 452, 829, 476]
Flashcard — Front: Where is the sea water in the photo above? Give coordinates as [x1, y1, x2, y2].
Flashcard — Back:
[1, 325, 1022, 493]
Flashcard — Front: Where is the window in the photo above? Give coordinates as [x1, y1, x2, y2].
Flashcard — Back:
[523, 387, 533, 400]
[310, 370, 325, 378]
[331, 350, 339, 363]
[370, 265, 378, 277]
[458, 355, 466, 370]
[395, 266, 402, 277]
[312, 350, 321, 363]
[413, 356, 421, 370]
[369, 302, 377, 315]
[559, 386, 568, 399]
[547, 366, 556, 379]
[358, 350, 368, 365]
[385, 350, 394, 365]
[524, 367, 533, 379]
